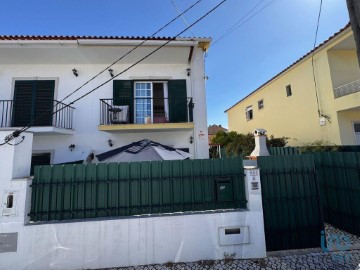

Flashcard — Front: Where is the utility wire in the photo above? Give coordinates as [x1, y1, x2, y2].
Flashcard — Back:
[4, 0, 228, 145]
[0, 0, 203, 146]
[170, 0, 195, 36]
[59, 0, 202, 104]
[212, 0, 274, 46]
[311, 0, 324, 118]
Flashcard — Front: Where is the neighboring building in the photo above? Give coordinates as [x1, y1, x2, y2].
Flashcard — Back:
[208, 124, 227, 144]
[226, 24, 360, 146]
[0, 35, 211, 167]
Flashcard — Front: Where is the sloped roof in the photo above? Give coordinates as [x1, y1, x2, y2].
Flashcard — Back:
[225, 23, 351, 112]
[0, 35, 210, 42]
[208, 124, 227, 135]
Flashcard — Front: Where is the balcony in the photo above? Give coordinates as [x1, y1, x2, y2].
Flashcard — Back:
[99, 98, 194, 132]
[0, 100, 75, 135]
[334, 79, 360, 98]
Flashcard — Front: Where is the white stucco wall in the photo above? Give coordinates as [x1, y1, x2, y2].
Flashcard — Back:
[0, 43, 209, 164]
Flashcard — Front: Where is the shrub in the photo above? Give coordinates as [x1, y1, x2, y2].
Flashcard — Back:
[298, 140, 341, 153]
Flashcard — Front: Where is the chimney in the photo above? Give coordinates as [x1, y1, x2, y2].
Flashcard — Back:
[249, 129, 270, 159]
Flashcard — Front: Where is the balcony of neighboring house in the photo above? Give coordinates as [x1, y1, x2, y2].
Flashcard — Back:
[333, 79, 360, 98]
[0, 99, 75, 135]
[98, 97, 194, 132]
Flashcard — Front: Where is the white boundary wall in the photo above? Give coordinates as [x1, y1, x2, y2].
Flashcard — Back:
[0, 131, 266, 270]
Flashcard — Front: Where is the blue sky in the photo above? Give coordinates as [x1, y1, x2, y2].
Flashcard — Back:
[0, 0, 350, 128]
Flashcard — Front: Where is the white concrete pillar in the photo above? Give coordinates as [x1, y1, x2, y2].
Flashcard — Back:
[0, 131, 33, 180]
[244, 167, 263, 212]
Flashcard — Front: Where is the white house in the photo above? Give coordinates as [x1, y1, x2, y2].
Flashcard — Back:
[0, 35, 210, 168]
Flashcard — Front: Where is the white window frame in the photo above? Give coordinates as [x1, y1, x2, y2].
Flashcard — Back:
[258, 99, 264, 110]
[133, 81, 169, 124]
[245, 106, 253, 121]
[352, 121, 360, 145]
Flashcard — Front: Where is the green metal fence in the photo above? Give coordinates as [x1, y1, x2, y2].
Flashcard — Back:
[258, 155, 324, 251]
[268, 147, 300, 156]
[29, 158, 247, 222]
[313, 152, 360, 236]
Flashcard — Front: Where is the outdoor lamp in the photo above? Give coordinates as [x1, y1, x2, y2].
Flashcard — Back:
[69, 144, 75, 151]
[108, 69, 114, 77]
[187, 68, 191, 76]
[72, 68, 78, 77]
[108, 139, 113, 147]
[190, 136, 194, 144]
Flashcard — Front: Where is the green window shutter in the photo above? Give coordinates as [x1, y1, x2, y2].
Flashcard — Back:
[12, 81, 35, 127]
[34, 81, 55, 126]
[168, 80, 188, 123]
[113, 80, 134, 123]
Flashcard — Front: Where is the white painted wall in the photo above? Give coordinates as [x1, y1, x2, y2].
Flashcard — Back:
[0, 132, 266, 270]
[0, 42, 209, 165]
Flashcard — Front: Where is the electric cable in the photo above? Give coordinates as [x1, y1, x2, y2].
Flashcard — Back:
[4, 0, 228, 145]
[311, 0, 324, 118]
[0, 0, 203, 146]
[170, 0, 195, 36]
[212, 0, 274, 46]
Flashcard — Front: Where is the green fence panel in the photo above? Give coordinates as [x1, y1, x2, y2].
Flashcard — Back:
[313, 152, 360, 236]
[258, 155, 324, 252]
[268, 147, 300, 156]
[29, 157, 246, 222]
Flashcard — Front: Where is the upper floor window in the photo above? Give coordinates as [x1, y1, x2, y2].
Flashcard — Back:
[258, 99, 264, 110]
[245, 106, 253, 120]
[286, 85, 292, 97]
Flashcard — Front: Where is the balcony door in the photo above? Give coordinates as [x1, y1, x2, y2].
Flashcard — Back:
[12, 80, 55, 127]
[134, 82, 169, 124]
[354, 123, 360, 145]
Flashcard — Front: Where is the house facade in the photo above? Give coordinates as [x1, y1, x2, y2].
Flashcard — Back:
[0, 35, 210, 166]
[226, 24, 360, 146]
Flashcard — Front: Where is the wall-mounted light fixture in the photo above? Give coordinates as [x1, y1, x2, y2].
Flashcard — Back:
[189, 136, 194, 144]
[72, 68, 78, 77]
[108, 139, 113, 147]
[108, 69, 114, 77]
[187, 68, 191, 76]
[69, 144, 75, 151]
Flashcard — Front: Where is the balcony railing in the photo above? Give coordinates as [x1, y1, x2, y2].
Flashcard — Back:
[100, 98, 194, 125]
[0, 100, 75, 129]
[334, 79, 360, 98]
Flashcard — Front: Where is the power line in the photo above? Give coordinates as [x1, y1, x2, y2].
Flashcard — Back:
[0, 0, 203, 146]
[212, 0, 274, 46]
[311, 0, 324, 118]
[170, 0, 195, 36]
[4, 0, 228, 145]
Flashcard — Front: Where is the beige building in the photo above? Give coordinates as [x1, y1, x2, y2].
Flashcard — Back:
[226, 24, 360, 146]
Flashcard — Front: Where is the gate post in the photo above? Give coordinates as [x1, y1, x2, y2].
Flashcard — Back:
[244, 166, 263, 211]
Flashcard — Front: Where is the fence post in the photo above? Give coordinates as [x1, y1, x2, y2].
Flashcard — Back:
[244, 166, 263, 211]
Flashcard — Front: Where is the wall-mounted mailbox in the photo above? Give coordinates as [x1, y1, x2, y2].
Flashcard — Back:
[215, 178, 234, 202]
[219, 226, 250, 246]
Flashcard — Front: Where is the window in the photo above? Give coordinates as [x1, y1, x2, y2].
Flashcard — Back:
[245, 106, 253, 120]
[13, 80, 55, 127]
[286, 85, 292, 97]
[134, 82, 169, 124]
[113, 79, 188, 124]
[258, 99, 264, 110]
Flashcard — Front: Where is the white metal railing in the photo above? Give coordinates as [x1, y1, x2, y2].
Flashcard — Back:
[334, 79, 360, 98]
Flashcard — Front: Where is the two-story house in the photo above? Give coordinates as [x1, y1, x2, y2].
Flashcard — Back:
[0, 35, 210, 167]
[226, 24, 360, 146]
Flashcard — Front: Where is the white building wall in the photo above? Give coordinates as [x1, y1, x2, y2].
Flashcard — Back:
[0, 51, 209, 164]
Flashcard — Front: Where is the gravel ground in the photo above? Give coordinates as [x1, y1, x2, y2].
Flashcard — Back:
[102, 224, 360, 270]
